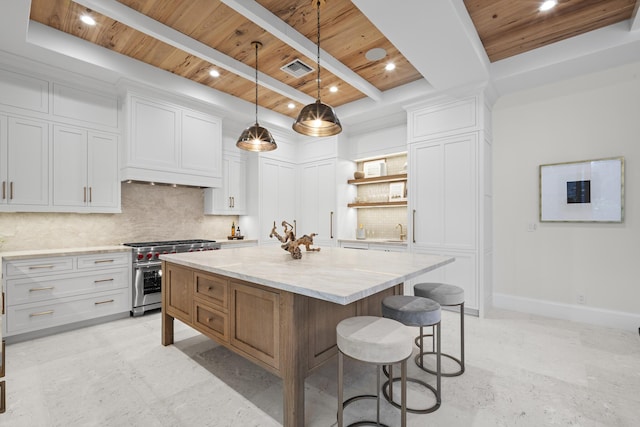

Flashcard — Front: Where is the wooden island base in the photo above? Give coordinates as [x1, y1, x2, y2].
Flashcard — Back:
[161, 260, 403, 427]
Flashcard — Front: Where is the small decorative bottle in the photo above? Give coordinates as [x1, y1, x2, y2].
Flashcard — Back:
[236, 226, 241, 237]
[231, 221, 235, 237]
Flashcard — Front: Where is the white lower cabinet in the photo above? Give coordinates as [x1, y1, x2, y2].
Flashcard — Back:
[52, 125, 120, 212]
[2, 250, 131, 339]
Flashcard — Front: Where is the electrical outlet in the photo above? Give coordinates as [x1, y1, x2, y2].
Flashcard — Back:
[577, 294, 585, 305]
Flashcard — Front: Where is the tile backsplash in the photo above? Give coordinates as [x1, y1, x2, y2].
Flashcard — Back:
[0, 183, 237, 251]
[356, 207, 408, 240]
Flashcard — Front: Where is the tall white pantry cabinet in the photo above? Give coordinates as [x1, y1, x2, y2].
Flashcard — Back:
[406, 92, 494, 315]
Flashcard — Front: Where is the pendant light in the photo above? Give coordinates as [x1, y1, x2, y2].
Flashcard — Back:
[236, 41, 277, 152]
[292, 0, 342, 137]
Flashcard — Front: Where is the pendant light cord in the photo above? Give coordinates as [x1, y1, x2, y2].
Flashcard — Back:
[255, 42, 259, 125]
[316, 0, 321, 101]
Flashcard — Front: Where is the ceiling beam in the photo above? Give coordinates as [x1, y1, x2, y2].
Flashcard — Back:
[631, 0, 640, 31]
[71, 0, 315, 105]
[352, 0, 489, 91]
[220, 0, 382, 101]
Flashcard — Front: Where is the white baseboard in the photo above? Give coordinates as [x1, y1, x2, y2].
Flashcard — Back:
[493, 293, 640, 332]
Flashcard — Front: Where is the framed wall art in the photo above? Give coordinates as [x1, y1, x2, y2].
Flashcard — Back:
[539, 157, 624, 222]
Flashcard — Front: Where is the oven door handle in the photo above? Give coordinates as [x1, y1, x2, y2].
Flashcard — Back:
[134, 262, 162, 270]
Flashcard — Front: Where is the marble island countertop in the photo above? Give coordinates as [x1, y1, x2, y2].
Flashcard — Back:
[338, 238, 408, 246]
[161, 246, 453, 305]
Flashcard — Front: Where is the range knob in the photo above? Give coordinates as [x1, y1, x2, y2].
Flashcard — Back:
[154, 252, 160, 259]
[137, 253, 144, 260]
[146, 253, 153, 260]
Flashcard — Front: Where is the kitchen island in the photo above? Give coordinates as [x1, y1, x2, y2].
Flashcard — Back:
[160, 246, 453, 427]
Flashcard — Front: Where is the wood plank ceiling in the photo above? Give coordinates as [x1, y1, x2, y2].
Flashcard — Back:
[29, 0, 637, 119]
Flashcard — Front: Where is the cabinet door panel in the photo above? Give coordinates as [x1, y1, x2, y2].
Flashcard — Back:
[53, 126, 87, 207]
[228, 156, 246, 213]
[181, 111, 221, 176]
[130, 97, 178, 168]
[443, 135, 477, 249]
[7, 118, 48, 205]
[88, 132, 119, 208]
[411, 142, 442, 246]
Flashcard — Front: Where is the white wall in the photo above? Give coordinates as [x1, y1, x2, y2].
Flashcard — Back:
[493, 61, 640, 330]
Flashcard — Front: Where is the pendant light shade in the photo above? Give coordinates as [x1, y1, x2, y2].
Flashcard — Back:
[237, 41, 277, 152]
[293, 0, 342, 137]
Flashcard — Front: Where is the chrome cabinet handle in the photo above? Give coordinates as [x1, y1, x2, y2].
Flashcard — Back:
[28, 265, 55, 270]
[94, 278, 114, 283]
[228, 196, 232, 208]
[94, 259, 115, 264]
[9, 182, 13, 200]
[1, 181, 5, 200]
[95, 299, 115, 305]
[83, 186, 87, 203]
[330, 211, 334, 239]
[30, 310, 54, 317]
[412, 209, 416, 243]
[89, 187, 92, 203]
[29, 286, 54, 292]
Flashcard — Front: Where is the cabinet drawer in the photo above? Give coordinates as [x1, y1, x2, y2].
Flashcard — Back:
[7, 269, 129, 305]
[5, 257, 73, 278]
[6, 288, 129, 335]
[194, 301, 228, 343]
[77, 252, 130, 270]
[194, 272, 228, 309]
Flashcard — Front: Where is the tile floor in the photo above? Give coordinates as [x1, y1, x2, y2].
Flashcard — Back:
[2, 308, 639, 426]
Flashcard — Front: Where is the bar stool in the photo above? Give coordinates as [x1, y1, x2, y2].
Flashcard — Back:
[413, 282, 465, 376]
[381, 295, 442, 414]
[337, 316, 414, 427]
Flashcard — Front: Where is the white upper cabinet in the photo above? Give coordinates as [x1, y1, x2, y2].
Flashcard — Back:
[1, 116, 49, 207]
[122, 92, 222, 188]
[52, 125, 120, 212]
[0, 63, 122, 213]
[204, 153, 247, 215]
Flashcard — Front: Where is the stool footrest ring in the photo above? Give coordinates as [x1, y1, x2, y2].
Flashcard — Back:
[382, 377, 441, 414]
[415, 351, 465, 377]
[341, 394, 391, 427]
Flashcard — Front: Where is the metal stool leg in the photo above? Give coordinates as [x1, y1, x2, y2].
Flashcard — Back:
[415, 303, 465, 376]
[383, 322, 442, 414]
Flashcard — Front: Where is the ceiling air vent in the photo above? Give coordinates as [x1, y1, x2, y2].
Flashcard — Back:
[280, 59, 314, 78]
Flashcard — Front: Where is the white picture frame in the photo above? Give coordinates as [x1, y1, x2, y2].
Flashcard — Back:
[363, 159, 386, 178]
[539, 157, 624, 222]
[388, 182, 406, 202]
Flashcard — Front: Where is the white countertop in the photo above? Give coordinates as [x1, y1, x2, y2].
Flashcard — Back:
[161, 246, 453, 305]
[0, 245, 131, 261]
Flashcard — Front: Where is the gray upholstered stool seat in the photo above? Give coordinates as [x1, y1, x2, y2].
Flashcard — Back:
[381, 295, 442, 414]
[337, 316, 413, 427]
[414, 282, 465, 377]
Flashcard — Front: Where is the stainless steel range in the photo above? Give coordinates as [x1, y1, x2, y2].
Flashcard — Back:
[123, 239, 221, 316]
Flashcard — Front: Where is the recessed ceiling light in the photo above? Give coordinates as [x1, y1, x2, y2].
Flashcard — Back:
[80, 15, 96, 26]
[209, 69, 220, 78]
[288, 102, 295, 109]
[385, 63, 396, 71]
[539, 0, 557, 11]
[365, 48, 387, 61]
[329, 86, 338, 93]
